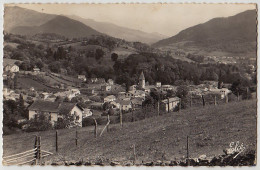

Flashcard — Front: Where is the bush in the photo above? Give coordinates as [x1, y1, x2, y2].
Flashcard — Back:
[25, 113, 53, 132]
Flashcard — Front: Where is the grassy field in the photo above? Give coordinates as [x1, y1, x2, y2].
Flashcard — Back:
[3, 99, 256, 164]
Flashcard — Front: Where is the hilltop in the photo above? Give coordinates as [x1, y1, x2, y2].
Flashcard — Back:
[68, 15, 167, 44]
[10, 15, 102, 38]
[153, 10, 257, 56]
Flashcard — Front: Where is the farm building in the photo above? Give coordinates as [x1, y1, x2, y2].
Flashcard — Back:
[101, 85, 111, 91]
[107, 79, 114, 85]
[161, 97, 180, 112]
[28, 100, 84, 127]
[3, 58, 20, 73]
[33, 67, 40, 73]
[103, 95, 116, 103]
[78, 75, 86, 81]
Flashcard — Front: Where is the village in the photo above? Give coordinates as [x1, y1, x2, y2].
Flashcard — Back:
[3, 57, 238, 131]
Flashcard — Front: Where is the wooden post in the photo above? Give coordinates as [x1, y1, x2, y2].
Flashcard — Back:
[202, 95, 205, 107]
[179, 98, 181, 112]
[131, 102, 134, 122]
[38, 136, 41, 165]
[107, 115, 110, 132]
[246, 87, 249, 100]
[93, 118, 97, 138]
[120, 105, 123, 127]
[237, 92, 240, 101]
[226, 93, 229, 103]
[214, 95, 217, 106]
[167, 98, 170, 113]
[187, 136, 189, 166]
[133, 144, 136, 165]
[34, 135, 38, 165]
[190, 95, 192, 107]
[56, 130, 58, 152]
[157, 101, 160, 116]
[75, 127, 78, 147]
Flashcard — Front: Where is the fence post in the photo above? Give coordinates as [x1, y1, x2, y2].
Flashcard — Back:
[56, 130, 58, 152]
[202, 95, 205, 107]
[157, 100, 160, 116]
[133, 144, 136, 165]
[107, 115, 110, 132]
[131, 102, 135, 122]
[237, 92, 240, 101]
[34, 135, 38, 165]
[38, 136, 41, 165]
[226, 94, 229, 103]
[93, 118, 97, 138]
[167, 98, 170, 113]
[246, 87, 249, 100]
[190, 95, 192, 107]
[179, 98, 181, 112]
[120, 105, 123, 127]
[187, 135, 189, 166]
[75, 127, 78, 146]
[214, 95, 217, 106]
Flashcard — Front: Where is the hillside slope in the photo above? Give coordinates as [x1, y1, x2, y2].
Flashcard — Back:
[153, 10, 257, 55]
[68, 15, 168, 44]
[3, 100, 256, 163]
[10, 15, 102, 38]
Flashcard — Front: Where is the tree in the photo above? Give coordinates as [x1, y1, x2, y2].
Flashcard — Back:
[55, 96, 63, 102]
[26, 112, 53, 132]
[95, 49, 104, 60]
[111, 53, 118, 61]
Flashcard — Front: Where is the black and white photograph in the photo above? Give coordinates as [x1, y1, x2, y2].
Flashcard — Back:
[1, 2, 258, 166]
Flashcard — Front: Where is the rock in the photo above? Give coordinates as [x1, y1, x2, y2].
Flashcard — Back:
[199, 154, 207, 160]
[51, 161, 64, 166]
[110, 161, 120, 166]
[84, 161, 92, 166]
[155, 160, 162, 166]
[145, 161, 154, 166]
[164, 161, 171, 166]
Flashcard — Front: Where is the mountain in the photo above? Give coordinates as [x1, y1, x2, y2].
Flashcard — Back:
[153, 10, 257, 55]
[5, 6, 101, 38]
[68, 15, 168, 44]
[10, 15, 102, 38]
[4, 6, 56, 32]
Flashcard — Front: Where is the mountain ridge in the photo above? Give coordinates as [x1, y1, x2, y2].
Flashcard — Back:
[153, 10, 257, 49]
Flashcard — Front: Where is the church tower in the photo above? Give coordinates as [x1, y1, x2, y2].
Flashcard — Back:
[139, 71, 145, 89]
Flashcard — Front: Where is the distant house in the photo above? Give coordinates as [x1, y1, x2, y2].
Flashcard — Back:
[78, 75, 86, 81]
[33, 67, 40, 73]
[107, 79, 114, 85]
[119, 100, 132, 111]
[97, 78, 106, 84]
[3, 58, 20, 73]
[101, 85, 111, 91]
[209, 88, 231, 99]
[156, 82, 162, 88]
[103, 95, 116, 103]
[131, 97, 143, 108]
[54, 89, 80, 100]
[90, 78, 98, 83]
[83, 108, 93, 118]
[161, 97, 180, 112]
[126, 90, 145, 99]
[28, 100, 84, 127]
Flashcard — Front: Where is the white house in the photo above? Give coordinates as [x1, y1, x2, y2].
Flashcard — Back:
[28, 100, 84, 127]
[161, 97, 180, 112]
[78, 75, 86, 81]
[101, 85, 111, 91]
[103, 95, 116, 103]
[3, 58, 20, 73]
[209, 88, 231, 99]
[156, 82, 162, 88]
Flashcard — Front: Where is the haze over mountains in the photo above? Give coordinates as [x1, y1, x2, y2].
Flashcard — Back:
[153, 10, 257, 55]
[4, 6, 167, 43]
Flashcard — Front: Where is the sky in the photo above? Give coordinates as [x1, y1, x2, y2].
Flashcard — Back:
[7, 3, 256, 36]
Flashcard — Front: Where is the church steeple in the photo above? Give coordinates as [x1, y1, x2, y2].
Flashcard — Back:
[139, 71, 145, 89]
